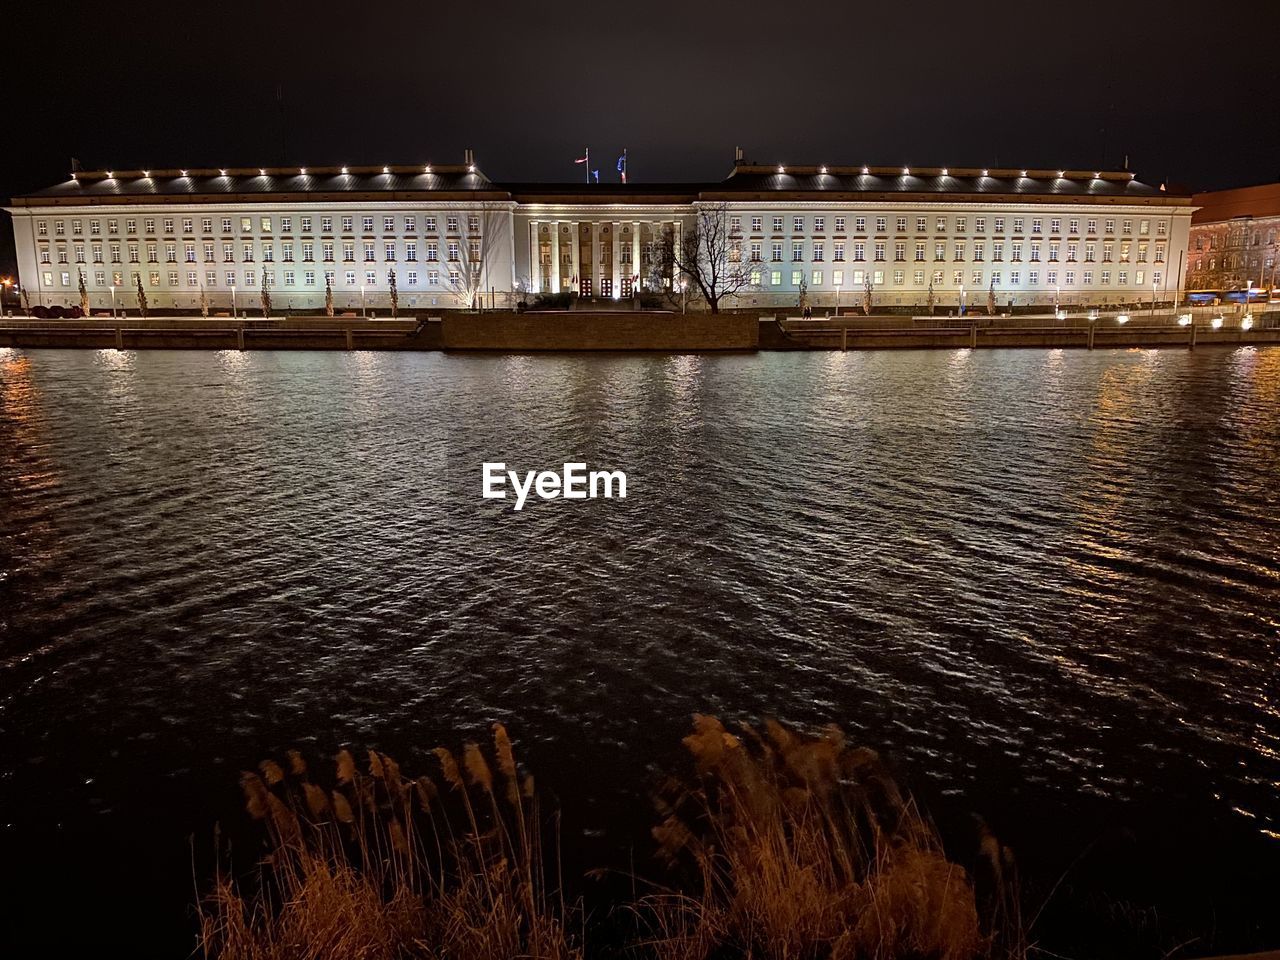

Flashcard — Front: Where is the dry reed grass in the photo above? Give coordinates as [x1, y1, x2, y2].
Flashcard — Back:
[198, 718, 1020, 960]
[636, 716, 1019, 960]
[198, 724, 579, 960]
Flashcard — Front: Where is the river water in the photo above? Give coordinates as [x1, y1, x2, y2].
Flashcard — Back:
[2, 346, 1279, 957]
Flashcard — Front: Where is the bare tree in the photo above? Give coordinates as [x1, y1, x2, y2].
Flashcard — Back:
[199, 284, 209, 318]
[324, 274, 335, 317]
[388, 267, 399, 318]
[77, 270, 90, 317]
[861, 275, 873, 316]
[512, 274, 533, 310]
[444, 201, 511, 310]
[651, 203, 759, 313]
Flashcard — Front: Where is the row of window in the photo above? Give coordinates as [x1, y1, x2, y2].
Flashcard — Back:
[45, 266, 1164, 291]
[732, 240, 1166, 264]
[1190, 255, 1276, 272]
[35, 213, 1170, 240]
[727, 214, 1167, 237]
[35, 214, 481, 237]
[38, 240, 478, 266]
[746, 268, 1164, 288]
[1192, 228, 1278, 251]
[42, 268, 466, 289]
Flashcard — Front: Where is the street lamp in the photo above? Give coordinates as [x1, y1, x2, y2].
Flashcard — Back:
[231, 284, 237, 318]
[959, 285, 966, 317]
[109, 284, 117, 319]
[1, 277, 11, 316]
[1151, 279, 1158, 317]
[1054, 284, 1061, 317]
[833, 272, 843, 314]
[360, 284, 367, 317]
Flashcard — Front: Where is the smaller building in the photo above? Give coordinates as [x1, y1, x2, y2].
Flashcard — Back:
[1185, 183, 1280, 299]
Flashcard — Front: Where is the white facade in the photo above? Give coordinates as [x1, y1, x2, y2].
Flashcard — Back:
[6, 162, 1195, 313]
[8, 198, 517, 314]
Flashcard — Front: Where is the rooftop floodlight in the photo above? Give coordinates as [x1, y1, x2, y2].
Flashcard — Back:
[382, 165, 390, 173]
[299, 167, 307, 175]
[1116, 313, 1130, 324]
[1177, 314, 1192, 326]
[219, 168, 227, 176]
[861, 165, 869, 174]
[902, 166, 910, 175]
[777, 164, 785, 173]
[982, 168, 989, 176]
[424, 164, 432, 173]
[1094, 172, 1101, 178]
[180, 169, 188, 176]
[941, 167, 949, 175]
[1211, 316, 1224, 329]
[106, 170, 113, 178]
[820, 165, 828, 174]
[341, 166, 349, 174]
[143, 169, 150, 177]
[259, 168, 266, 175]
[468, 164, 476, 173]
[1021, 169, 1028, 177]
[1058, 170, 1065, 177]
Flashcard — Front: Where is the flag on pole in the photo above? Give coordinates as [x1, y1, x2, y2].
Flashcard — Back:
[574, 154, 588, 164]
[575, 148, 590, 183]
[592, 169, 599, 184]
[617, 149, 627, 184]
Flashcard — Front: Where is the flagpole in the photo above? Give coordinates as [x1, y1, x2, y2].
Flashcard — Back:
[585, 147, 590, 184]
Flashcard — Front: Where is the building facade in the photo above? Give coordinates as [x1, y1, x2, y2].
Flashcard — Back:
[1185, 182, 1280, 296]
[6, 154, 1195, 313]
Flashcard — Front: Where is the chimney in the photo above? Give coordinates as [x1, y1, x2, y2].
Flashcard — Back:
[734, 145, 744, 165]
[463, 148, 474, 167]
[71, 157, 82, 173]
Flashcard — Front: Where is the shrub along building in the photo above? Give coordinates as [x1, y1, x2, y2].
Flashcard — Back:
[7, 150, 1195, 314]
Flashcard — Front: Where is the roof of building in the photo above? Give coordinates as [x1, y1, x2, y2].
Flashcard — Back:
[11, 163, 1189, 207]
[17, 165, 502, 202]
[711, 165, 1175, 199]
[1190, 182, 1280, 224]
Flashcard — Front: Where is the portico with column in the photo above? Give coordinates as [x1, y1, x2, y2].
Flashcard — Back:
[512, 203, 692, 301]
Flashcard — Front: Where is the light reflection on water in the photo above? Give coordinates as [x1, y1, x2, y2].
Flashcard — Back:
[1, 346, 1279, 950]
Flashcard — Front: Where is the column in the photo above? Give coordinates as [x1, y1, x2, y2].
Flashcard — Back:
[550, 221, 560, 292]
[529, 221, 541, 294]
[590, 226, 600, 297]
[632, 222, 641, 293]
[611, 221, 621, 298]
[569, 222, 580, 292]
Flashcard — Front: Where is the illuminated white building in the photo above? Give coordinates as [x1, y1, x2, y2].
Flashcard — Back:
[7, 152, 1194, 312]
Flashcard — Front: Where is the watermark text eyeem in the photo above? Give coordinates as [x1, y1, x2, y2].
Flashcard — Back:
[482, 462, 627, 511]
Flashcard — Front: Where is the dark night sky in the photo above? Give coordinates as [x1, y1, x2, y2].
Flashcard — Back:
[3, 0, 1278, 274]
